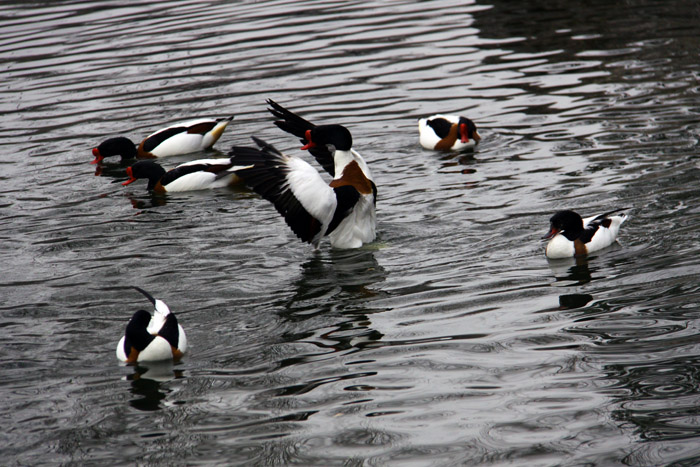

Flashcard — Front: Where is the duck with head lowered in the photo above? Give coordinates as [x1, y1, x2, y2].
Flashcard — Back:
[121, 158, 251, 193]
[92, 116, 233, 164]
[116, 287, 187, 363]
[418, 114, 481, 151]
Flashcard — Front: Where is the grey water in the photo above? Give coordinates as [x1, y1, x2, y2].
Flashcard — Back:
[2, 0, 700, 465]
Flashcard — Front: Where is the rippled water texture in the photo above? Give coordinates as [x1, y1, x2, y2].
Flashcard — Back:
[3, 0, 700, 465]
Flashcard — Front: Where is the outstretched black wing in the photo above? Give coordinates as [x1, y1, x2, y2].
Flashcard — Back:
[266, 99, 336, 177]
[230, 137, 332, 247]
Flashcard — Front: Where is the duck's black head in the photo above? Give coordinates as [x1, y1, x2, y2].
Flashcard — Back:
[457, 117, 480, 144]
[303, 124, 353, 152]
[122, 161, 166, 191]
[92, 137, 137, 164]
[544, 210, 584, 241]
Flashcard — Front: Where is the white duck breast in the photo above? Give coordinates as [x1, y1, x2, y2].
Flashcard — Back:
[327, 193, 376, 249]
[544, 235, 577, 259]
[325, 147, 376, 248]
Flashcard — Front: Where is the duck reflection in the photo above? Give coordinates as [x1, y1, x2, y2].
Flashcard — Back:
[93, 160, 130, 178]
[123, 361, 185, 411]
[438, 150, 478, 170]
[547, 255, 595, 286]
[557, 293, 593, 310]
[126, 193, 168, 210]
[275, 248, 388, 365]
[282, 248, 388, 320]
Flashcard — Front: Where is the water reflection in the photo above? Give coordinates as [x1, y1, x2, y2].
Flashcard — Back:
[281, 248, 389, 321]
[123, 361, 185, 411]
[547, 255, 594, 285]
[127, 193, 168, 210]
[276, 248, 388, 366]
[93, 161, 130, 178]
[558, 293, 593, 310]
[438, 150, 478, 170]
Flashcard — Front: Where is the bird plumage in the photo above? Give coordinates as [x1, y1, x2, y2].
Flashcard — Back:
[543, 209, 629, 259]
[231, 133, 376, 249]
[230, 100, 377, 249]
[419, 114, 481, 151]
[116, 287, 187, 363]
[92, 116, 233, 163]
[122, 158, 249, 192]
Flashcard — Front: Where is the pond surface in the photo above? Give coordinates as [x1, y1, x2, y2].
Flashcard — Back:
[3, 0, 700, 465]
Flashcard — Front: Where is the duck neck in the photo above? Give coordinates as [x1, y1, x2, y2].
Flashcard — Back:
[333, 149, 356, 179]
[146, 166, 166, 191]
[561, 228, 583, 241]
[122, 142, 138, 161]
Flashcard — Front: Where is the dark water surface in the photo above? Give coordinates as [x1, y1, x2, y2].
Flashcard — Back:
[3, 0, 700, 465]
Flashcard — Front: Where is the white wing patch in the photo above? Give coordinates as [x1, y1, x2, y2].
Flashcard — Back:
[586, 214, 628, 253]
[285, 156, 337, 229]
[165, 171, 219, 192]
[146, 299, 170, 334]
[151, 133, 207, 157]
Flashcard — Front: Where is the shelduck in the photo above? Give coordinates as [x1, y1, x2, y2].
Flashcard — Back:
[116, 287, 187, 363]
[418, 114, 481, 151]
[229, 100, 377, 249]
[543, 209, 629, 259]
[121, 159, 250, 193]
[92, 117, 233, 163]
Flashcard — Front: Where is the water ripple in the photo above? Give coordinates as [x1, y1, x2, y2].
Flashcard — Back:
[3, 0, 700, 464]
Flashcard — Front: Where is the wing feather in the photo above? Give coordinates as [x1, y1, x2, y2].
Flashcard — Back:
[230, 137, 336, 246]
[266, 99, 335, 176]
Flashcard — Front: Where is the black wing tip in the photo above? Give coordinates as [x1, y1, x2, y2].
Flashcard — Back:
[131, 286, 156, 305]
[250, 136, 284, 157]
[266, 98, 285, 116]
[266, 98, 291, 115]
[265, 99, 315, 127]
[600, 207, 632, 218]
[251, 135, 267, 147]
[228, 136, 274, 156]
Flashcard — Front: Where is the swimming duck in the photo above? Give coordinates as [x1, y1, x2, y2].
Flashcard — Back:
[92, 117, 233, 163]
[233, 99, 376, 249]
[418, 114, 481, 151]
[543, 209, 629, 259]
[116, 287, 187, 363]
[121, 158, 250, 193]
[230, 129, 377, 249]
